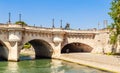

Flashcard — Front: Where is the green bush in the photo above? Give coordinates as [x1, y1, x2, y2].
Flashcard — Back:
[106, 52, 115, 55]
[23, 43, 31, 49]
[15, 21, 27, 26]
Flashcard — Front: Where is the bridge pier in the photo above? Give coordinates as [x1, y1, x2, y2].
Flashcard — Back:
[8, 42, 19, 62]
[52, 43, 61, 58]
[52, 34, 63, 58]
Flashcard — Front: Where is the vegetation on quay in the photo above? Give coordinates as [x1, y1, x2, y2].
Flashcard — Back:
[15, 21, 27, 26]
[23, 43, 31, 49]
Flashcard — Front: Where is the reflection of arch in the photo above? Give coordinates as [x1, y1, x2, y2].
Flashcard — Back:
[21, 39, 53, 59]
[61, 42, 93, 53]
[0, 40, 9, 60]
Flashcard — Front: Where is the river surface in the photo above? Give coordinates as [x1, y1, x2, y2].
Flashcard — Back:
[0, 59, 111, 73]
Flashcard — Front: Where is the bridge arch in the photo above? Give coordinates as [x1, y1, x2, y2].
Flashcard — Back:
[20, 39, 53, 59]
[0, 40, 9, 60]
[61, 42, 93, 53]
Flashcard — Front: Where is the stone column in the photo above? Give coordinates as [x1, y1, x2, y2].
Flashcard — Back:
[7, 30, 22, 61]
[8, 41, 19, 62]
[52, 35, 63, 58]
[53, 43, 62, 58]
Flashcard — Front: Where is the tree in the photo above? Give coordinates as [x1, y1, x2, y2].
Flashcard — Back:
[108, 0, 120, 53]
[23, 43, 31, 49]
[15, 21, 27, 26]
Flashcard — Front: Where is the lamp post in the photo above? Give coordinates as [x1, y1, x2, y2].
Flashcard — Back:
[60, 19, 62, 28]
[8, 12, 11, 24]
[52, 18, 55, 28]
[19, 13, 21, 22]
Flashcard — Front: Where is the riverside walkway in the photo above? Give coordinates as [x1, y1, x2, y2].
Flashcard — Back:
[59, 53, 120, 73]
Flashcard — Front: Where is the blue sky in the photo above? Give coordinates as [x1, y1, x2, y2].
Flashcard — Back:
[0, 0, 112, 29]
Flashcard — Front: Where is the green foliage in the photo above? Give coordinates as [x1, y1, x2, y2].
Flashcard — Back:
[106, 52, 120, 55]
[108, 0, 120, 21]
[15, 21, 27, 26]
[23, 43, 31, 49]
[108, 0, 120, 46]
[110, 32, 118, 44]
[107, 24, 114, 31]
[106, 52, 115, 55]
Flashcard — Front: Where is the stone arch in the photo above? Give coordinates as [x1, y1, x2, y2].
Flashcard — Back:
[61, 42, 93, 53]
[0, 40, 9, 60]
[20, 39, 53, 59]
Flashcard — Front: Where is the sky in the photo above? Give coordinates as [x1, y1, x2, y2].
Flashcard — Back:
[0, 0, 112, 29]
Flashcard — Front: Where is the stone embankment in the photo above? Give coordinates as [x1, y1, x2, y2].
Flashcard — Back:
[58, 53, 120, 73]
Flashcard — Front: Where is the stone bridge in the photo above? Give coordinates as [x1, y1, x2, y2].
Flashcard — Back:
[0, 23, 119, 61]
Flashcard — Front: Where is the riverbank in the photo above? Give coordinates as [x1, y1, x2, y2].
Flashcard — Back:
[58, 53, 120, 73]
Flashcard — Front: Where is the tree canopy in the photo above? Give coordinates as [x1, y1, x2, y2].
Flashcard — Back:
[15, 21, 27, 26]
[108, 0, 120, 52]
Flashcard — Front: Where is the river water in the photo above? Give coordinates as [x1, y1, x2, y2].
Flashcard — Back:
[0, 58, 112, 73]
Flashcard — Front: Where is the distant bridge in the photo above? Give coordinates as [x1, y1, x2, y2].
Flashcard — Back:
[0, 23, 119, 61]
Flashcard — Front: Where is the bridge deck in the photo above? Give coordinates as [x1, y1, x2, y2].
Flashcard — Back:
[59, 53, 120, 73]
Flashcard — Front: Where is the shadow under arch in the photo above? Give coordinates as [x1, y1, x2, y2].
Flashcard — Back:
[21, 39, 53, 59]
[61, 42, 93, 53]
[0, 40, 9, 61]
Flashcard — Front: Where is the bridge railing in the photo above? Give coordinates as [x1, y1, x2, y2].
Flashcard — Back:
[8, 24, 23, 28]
[0, 23, 23, 28]
[22, 25, 65, 32]
[0, 23, 8, 28]
[0, 23, 109, 34]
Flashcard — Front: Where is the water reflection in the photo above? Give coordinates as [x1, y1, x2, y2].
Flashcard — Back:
[51, 59, 111, 73]
[5, 62, 19, 73]
[51, 59, 65, 73]
[0, 59, 112, 73]
[0, 62, 19, 73]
